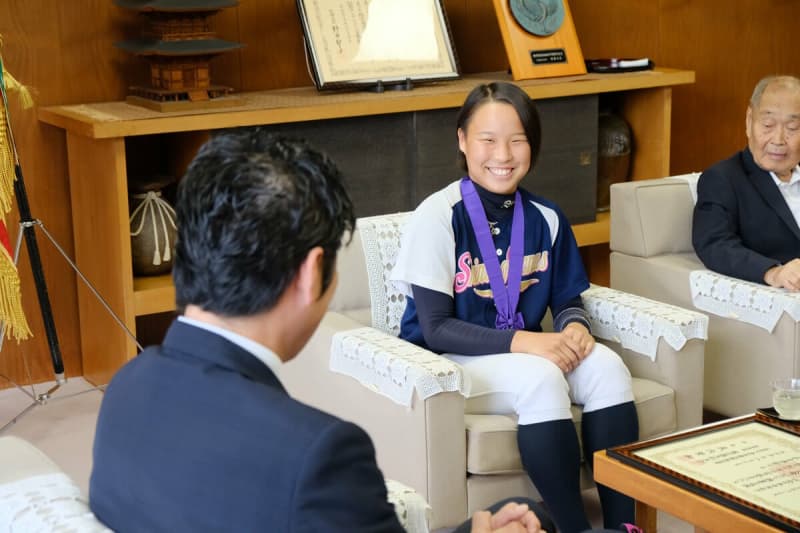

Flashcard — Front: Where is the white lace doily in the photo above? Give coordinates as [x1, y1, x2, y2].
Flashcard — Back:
[0, 473, 111, 532]
[357, 212, 411, 336]
[385, 479, 431, 533]
[330, 327, 465, 407]
[583, 285, 708, 361]
[690, 270, 800, 332]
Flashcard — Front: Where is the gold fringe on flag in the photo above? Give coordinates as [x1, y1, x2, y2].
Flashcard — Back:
[0, 59, 32, 216]
[0, 38, 33, 341]
[0, 239, 31, 341]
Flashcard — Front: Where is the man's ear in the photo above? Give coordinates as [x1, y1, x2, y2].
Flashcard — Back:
[745, 106, 753, 139]
[295, 246, 325, 304]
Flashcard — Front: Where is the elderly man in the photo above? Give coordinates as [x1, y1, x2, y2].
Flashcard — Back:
[693, 75, 800, 290]
[88, 129, 550, 533]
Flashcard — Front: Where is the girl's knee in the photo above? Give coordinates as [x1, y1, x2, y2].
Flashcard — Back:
[517, 362, 570, 405]
[538, 360, 570, 389]
[570, 344, 633, 405]
[585, 343, 629, 375]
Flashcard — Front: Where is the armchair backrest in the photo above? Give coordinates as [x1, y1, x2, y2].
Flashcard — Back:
[610, 174, 700, 258]
[330, 211, 411, 336]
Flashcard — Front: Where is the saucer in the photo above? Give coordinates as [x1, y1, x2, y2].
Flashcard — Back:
[757, 406, 800, 423]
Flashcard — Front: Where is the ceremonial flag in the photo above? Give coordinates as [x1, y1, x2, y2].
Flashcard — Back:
[0, 46, 32, 341]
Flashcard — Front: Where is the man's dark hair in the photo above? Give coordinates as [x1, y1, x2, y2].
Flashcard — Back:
[173, 128, 355, 316]
[456, 81, 542, 172]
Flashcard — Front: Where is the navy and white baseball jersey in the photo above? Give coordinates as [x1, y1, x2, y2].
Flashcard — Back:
[392, 180, 589, 350]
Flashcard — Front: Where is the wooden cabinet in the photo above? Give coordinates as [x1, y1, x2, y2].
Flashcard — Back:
[38, 68, 694, 385]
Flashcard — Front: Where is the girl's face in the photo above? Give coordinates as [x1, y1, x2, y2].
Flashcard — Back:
[457, 101, 531, 194]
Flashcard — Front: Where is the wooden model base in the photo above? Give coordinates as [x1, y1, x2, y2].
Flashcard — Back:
[126, 85, 244, 112]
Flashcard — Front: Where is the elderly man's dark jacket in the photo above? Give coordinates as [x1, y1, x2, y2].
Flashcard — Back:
[693, 147, 800, 283]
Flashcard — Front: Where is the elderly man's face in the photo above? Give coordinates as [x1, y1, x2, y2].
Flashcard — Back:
[746, 82, 800, 181]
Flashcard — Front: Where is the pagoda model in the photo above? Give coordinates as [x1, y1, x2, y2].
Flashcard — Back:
[115, 0, 243, 110]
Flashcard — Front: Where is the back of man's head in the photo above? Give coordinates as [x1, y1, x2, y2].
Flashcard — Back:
[173, 129, 355, 316]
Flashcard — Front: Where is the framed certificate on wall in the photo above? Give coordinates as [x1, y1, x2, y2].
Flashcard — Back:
[296, 0, 460, 90]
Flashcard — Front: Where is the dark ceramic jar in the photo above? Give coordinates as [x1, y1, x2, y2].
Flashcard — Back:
[129, 176, 177, 276]
[596, 111, 632, 211]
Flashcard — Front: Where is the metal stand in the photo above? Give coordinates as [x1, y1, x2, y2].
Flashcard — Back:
[0, 166, 143, 433]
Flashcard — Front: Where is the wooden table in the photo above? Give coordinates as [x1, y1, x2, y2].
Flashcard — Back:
[594, 450, 785, 532]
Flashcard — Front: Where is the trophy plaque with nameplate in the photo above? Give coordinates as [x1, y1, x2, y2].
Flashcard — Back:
[492, 0, 586, 79]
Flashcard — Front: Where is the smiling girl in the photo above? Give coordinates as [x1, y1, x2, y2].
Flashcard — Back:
[392, 82, 640, 533]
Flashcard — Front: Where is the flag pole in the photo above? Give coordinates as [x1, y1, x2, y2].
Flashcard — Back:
[0, 56, 64, 383]
[12, 165, 65, 381]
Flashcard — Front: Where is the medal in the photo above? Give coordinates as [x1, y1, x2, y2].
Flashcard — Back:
[460, 178, 525, 330]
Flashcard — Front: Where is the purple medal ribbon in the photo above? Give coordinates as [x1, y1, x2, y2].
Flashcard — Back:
[460, 178, 525, 330]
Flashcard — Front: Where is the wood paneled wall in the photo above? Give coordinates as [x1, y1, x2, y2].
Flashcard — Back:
[0, 0, 797, 387]
[571, 0, 800, 174]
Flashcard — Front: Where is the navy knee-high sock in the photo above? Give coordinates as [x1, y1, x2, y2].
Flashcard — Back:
[581, 401, 639, 528]
[517, 419, 590, 533]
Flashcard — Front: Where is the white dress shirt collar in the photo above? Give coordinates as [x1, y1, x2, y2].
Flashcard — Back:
[769, 166, 800, 187]
[769, 166, 800, 229]
[177, 315, 283, 378]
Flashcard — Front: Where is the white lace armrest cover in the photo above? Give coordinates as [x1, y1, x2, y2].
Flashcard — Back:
[583, 285, 708, 361]
[385, 479, 431, 533]
[330, 327, 465, 407]
[690, 270, 800, 332]
[0, 473, 111, 532]
[357, 212, 411, 335]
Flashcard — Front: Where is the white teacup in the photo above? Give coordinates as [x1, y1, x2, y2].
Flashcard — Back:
[772, 378, 800, 420]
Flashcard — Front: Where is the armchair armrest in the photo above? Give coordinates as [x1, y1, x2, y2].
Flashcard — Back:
[330, 327, 465, 407]
[0, 437, 109, 532]
[690, 270, 800, 332]
[284, 313, 468, 530]
[385, 479, 431, 533]
[582, 285, 708, 429]
[583, 285, 708, 359]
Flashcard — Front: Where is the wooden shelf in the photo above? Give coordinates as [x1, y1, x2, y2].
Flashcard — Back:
[133, 274, 175, 316]
[40, 67, 693, 385]
[573, 211, 610, 247]
[38, 68, 693, 138]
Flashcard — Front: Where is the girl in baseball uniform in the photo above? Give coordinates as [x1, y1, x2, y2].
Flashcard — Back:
[392, 82, 639, 533]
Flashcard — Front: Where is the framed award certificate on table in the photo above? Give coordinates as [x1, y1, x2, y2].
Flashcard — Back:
[608, 413, 800, 532]
[296, 0, 460, 90]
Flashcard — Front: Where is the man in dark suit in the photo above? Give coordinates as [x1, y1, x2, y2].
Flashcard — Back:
[88, 129, 548, 532]
[693, 75, 800, 290]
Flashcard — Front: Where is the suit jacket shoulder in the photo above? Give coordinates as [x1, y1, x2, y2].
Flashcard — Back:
[90, 321, 404, 533]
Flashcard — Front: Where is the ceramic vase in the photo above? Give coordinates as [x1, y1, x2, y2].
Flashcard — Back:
[129, 176, 177, 276]
[596, 111, 632, 211]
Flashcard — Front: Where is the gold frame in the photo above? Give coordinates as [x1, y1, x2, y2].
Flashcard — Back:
[609, 413, 800, 531]
[296, 0, 460, 90]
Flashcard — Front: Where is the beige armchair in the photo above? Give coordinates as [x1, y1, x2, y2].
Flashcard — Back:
[610, 176, 800, 417]
[283, 212, 707, 530]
